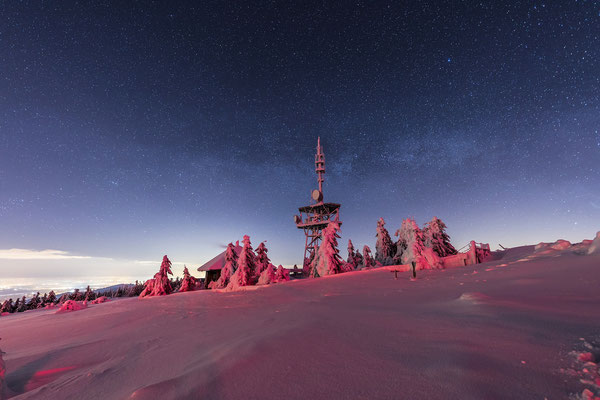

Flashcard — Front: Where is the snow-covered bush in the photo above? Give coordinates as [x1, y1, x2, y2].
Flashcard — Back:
[56, 300, 87, 313]
[310, 221, 343, 277]
[140, 255, 174, 298]
[257, 263, 277, 285]
[375, 218, 396, 265]
[91, 296, 110, 304]
[227, 235, 257, 290]
[422, 247, 443, 269]
[422, 217, 457, 257]
[275, 265, 290, 282]
[179, 266, 199, 292]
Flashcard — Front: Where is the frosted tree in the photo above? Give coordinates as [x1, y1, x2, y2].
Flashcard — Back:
[275, 265, 290, 282]
[0, 300, 13, 314]
[17, 297, 27, 312]
[257, 263, 277, 285]
[84, 285, 96, 302]
[140, 255, 174, 297]
[347, 239, 357, 269]
[354, 250, 364, 268]
[28, 292, 40, 310]
[179, 265, 199, 292]
[363, 245, 375, 269]
[375, 218, 396, 265]
[310, 222, 343, 277]
[423, 216, 457, 257]
[212, 243, 238, 289]
[254, 242, 271, 276]
[395, 218, 427, 268]
[47, 291, 57, 304]
[227, 235, 257, 290]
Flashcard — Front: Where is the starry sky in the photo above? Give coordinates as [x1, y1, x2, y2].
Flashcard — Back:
[0, 1, 599, 284]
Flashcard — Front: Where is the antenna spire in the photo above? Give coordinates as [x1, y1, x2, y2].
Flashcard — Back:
[315, 137, 325, 197]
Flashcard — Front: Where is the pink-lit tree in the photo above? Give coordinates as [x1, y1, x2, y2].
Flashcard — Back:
[227, 235, 256, 289]
[310, 221, 343, 277]
[423, 216, 457, 257]
[347, 239, 357, 269]
[179, 265, 199, 292]
[255, 242, 271, 276]
[275, 265, 290, 282]
[211, 242, 238, 289]
[257, 262, 277, 285]
[375, 217, 396, 265]
[395, 218, 426, 268]
[140, 255, 173, 297]
[363, 245, 375, 269]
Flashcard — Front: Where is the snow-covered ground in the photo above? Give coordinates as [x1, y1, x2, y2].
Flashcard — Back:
[0, 243, 599, 399]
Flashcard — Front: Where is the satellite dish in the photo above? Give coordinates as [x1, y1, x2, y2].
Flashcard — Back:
[311, 189, 323, 202]
[294, 215, 301, 224]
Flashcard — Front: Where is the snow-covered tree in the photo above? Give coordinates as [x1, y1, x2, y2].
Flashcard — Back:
[211, 243, 238, 289]
[179, 265, 199, 292]
[310, 222, 343, 277]
[227, 235, 257, 290]
[422, 216, 457, 257]
[257, 263, 277, 285]
[303, 251, 315, 276]
[347, 239, 357, 269]
[70, 289, 83, 301]
[363, 245, 375, 269]
[375, 218, 396, 265]
[254, 242, 271, 276]
[354, 250, 364, 268]
[47, 291, 57, 304]
[84, 285, 96, 302]
[395, 218, 427, 268]
[275, 265, 290, 282]
[28, 292, 40, 310]
[140, 255, 174, 297]
[17, 296, 27, 312]
[0, 299, 13, 314]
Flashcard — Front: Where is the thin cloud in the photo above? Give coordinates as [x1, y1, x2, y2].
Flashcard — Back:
[0, 248, 93, 260]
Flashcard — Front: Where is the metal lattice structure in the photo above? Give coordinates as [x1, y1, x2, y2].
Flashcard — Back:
[294, 138, 342, 268]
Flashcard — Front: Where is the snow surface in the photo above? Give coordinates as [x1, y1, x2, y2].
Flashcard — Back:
[0, 244, 599, 399]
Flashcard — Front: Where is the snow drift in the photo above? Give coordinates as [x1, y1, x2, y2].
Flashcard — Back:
[0, 244, 599, 399]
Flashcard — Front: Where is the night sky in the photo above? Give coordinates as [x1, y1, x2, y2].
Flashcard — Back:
[1, 1, 599, 282]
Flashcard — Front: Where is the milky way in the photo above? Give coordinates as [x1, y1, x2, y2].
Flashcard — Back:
[0, 1, 599, 277]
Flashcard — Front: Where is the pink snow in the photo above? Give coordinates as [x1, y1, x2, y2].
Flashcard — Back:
[55, 300, 87, 313]
[0, 245, 599, 399]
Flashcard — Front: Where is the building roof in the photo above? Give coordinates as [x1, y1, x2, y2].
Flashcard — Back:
[197, 242, 242, 272]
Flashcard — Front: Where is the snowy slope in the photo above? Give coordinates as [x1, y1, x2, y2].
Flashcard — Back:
[0, 246, 599, 400]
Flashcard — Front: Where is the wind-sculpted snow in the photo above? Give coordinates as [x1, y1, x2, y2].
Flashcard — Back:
[0, 245, 599, 399]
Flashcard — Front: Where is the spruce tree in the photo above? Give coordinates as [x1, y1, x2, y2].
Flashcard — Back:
[347, 239, 357, 268]
[363, 245, 375, 269]
[140, 255, 174, 297]
[354, 250, 364, 268]
[179, 265, 198, 292]
[375, 218, 396, 265]
[275, 265, 290, 282]
[212, 242, 238, 289]
[17, 296, 27, 312]
[47, 291, 57, 304]
[310, 222, 343, 277]
[227, 235, 257, 289]
[254, 242, 271, 276]
[0, 299, 13, 314]
[257, 263, 277, 285]
[396, 218, 426, 267]
[28, 292, 40, 310]
[423, 216, 457, 257]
